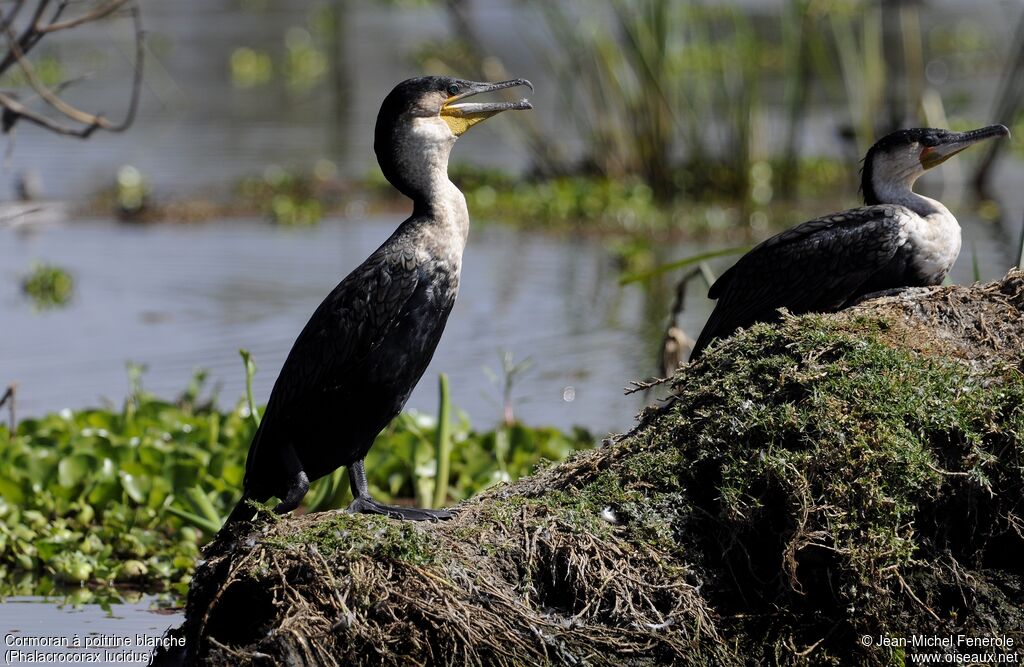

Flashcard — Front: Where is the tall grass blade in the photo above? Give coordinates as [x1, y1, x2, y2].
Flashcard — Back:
[165, 505, 221, 535]
[971, 241, 981, 283]
[620, 246, 749, 284]
[1016, 210, 1024, 269]
[433, 374, 452, 509]
[239, 349, 261, 428]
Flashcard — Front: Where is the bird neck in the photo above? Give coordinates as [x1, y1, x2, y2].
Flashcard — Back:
[868, 176, 950, 220]
[864, 156, 949, 219]
[377, 117, 470, 241]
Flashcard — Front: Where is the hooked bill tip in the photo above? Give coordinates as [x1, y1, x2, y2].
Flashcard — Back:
[974, 124, 1010, 139]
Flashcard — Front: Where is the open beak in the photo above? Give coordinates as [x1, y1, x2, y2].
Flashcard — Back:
[440, 78, 533, 136]
[920, 124, 1010, 169]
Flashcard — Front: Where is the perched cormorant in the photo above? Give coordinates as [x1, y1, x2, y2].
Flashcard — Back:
[225, 76, 533, 524]
[690, 125, 1009, 359]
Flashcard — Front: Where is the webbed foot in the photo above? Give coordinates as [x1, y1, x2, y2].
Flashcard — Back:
[346, 495, 452, 521]
[849, 287, 909, 306]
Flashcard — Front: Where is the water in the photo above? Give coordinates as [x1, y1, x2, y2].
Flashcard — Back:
[0, 597, 182, 667]
[3, 191, 1020, 435]
[2, 215, 675, 434]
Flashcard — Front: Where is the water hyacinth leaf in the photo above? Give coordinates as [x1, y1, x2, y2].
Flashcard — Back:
[119, 471, 148, 503]
[0, 478, 26, 505]
[98, 457, 117, 481]
[138, 443, 166, 468]
[57, 454, 94, 488]
[222, 462, 245, 487]
[147, 477, 173, 509]
[171, 460, 201, 489]
[209, 451, 226, 478]
[87, 481, 120, 505]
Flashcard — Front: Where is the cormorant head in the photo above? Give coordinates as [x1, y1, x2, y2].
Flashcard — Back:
[861, 125, 1009, 205]
[374, 76, 533, 199]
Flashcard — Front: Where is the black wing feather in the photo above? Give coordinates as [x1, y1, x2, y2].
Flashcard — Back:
[692, 205, 905, 358]
[243, 242, 420, 483]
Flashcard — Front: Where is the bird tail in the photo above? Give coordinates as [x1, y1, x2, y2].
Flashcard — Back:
[222, 492, 258, 527]
[689, 311, 722, 360]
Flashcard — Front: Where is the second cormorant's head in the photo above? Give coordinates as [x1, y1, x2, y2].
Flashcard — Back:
[374, 76, 533, 200]
[861, 125, 1009, 205]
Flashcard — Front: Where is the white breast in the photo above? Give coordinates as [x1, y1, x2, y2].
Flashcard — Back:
[904, 207, 961, 284]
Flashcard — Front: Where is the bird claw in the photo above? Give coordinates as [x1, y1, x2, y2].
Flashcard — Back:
[346, 496, 453, 522]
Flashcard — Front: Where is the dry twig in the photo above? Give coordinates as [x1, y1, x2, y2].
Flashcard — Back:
[0, 0, 143, 139]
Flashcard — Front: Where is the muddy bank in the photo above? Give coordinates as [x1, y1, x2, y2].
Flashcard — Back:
[165, 271, 1024, 666]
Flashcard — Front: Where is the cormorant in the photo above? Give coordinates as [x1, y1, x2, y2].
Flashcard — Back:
[225, 76, 533, 524]
[690, 125, 1009, 359]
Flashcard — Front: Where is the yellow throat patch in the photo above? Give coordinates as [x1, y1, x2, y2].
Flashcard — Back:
[440, 106, 500, 137]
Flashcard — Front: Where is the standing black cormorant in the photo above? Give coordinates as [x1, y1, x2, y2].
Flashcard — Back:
[225, 76, 533, 524]
[690, 125, 1009, 359]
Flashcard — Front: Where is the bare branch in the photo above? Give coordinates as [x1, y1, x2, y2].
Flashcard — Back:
[0, 1, 28, 35]
[0, 1, 143, 138]
[0, 384, 16, 433]
[0, 0, 51, 75]
[38, 0, 128, 34]
[0, 90, 99, 135]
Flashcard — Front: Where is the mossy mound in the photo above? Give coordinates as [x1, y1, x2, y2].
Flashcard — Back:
[168, 272, 1024, 666]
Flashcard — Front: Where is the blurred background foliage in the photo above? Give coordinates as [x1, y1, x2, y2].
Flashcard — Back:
[208, 0, 1024, 239]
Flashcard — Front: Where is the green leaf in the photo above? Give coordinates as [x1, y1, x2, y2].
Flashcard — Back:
[118, 471, 147, 504]
[164, 505, 221, 535]
[0, 478, 25, 505]
[57, 455, 93, 488]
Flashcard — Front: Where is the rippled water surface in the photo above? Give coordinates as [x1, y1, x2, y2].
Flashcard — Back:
[4, 202, 1019, 434]
[3, 216, 680, 433]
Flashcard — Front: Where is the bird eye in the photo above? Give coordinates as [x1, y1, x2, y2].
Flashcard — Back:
[446, 84, 460, 96]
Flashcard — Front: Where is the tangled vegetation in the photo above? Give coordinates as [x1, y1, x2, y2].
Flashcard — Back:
[0, 364, 591, 604]
[172, 272, 1024, 666]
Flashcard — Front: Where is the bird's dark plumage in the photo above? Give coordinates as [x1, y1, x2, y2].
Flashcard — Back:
[240, 226, 453, 498]
[693, 206, 905, 357]
[691, 124, 1009, 359]
[225, 76, 532, 525]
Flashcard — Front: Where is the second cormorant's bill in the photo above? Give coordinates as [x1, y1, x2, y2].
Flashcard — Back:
[691, 125, 1009, 359]
[225, 76, 533, 523]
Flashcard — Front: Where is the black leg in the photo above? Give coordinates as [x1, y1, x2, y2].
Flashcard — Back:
[346, 459, 453, 521]
[272, 444, 310, 515]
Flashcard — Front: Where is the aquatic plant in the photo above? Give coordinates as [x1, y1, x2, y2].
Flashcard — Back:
[229, 47, 272, 88]
[236, 164, 330, 225]
[228, 8, 329, 92]
[116, 164, 149, 219]
[20, 261, 74, 310]
[0, 363, 591, 602]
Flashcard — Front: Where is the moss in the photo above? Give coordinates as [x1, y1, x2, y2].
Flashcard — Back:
[165, 272, 1024, 667]
[272, 512, 440, 566]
